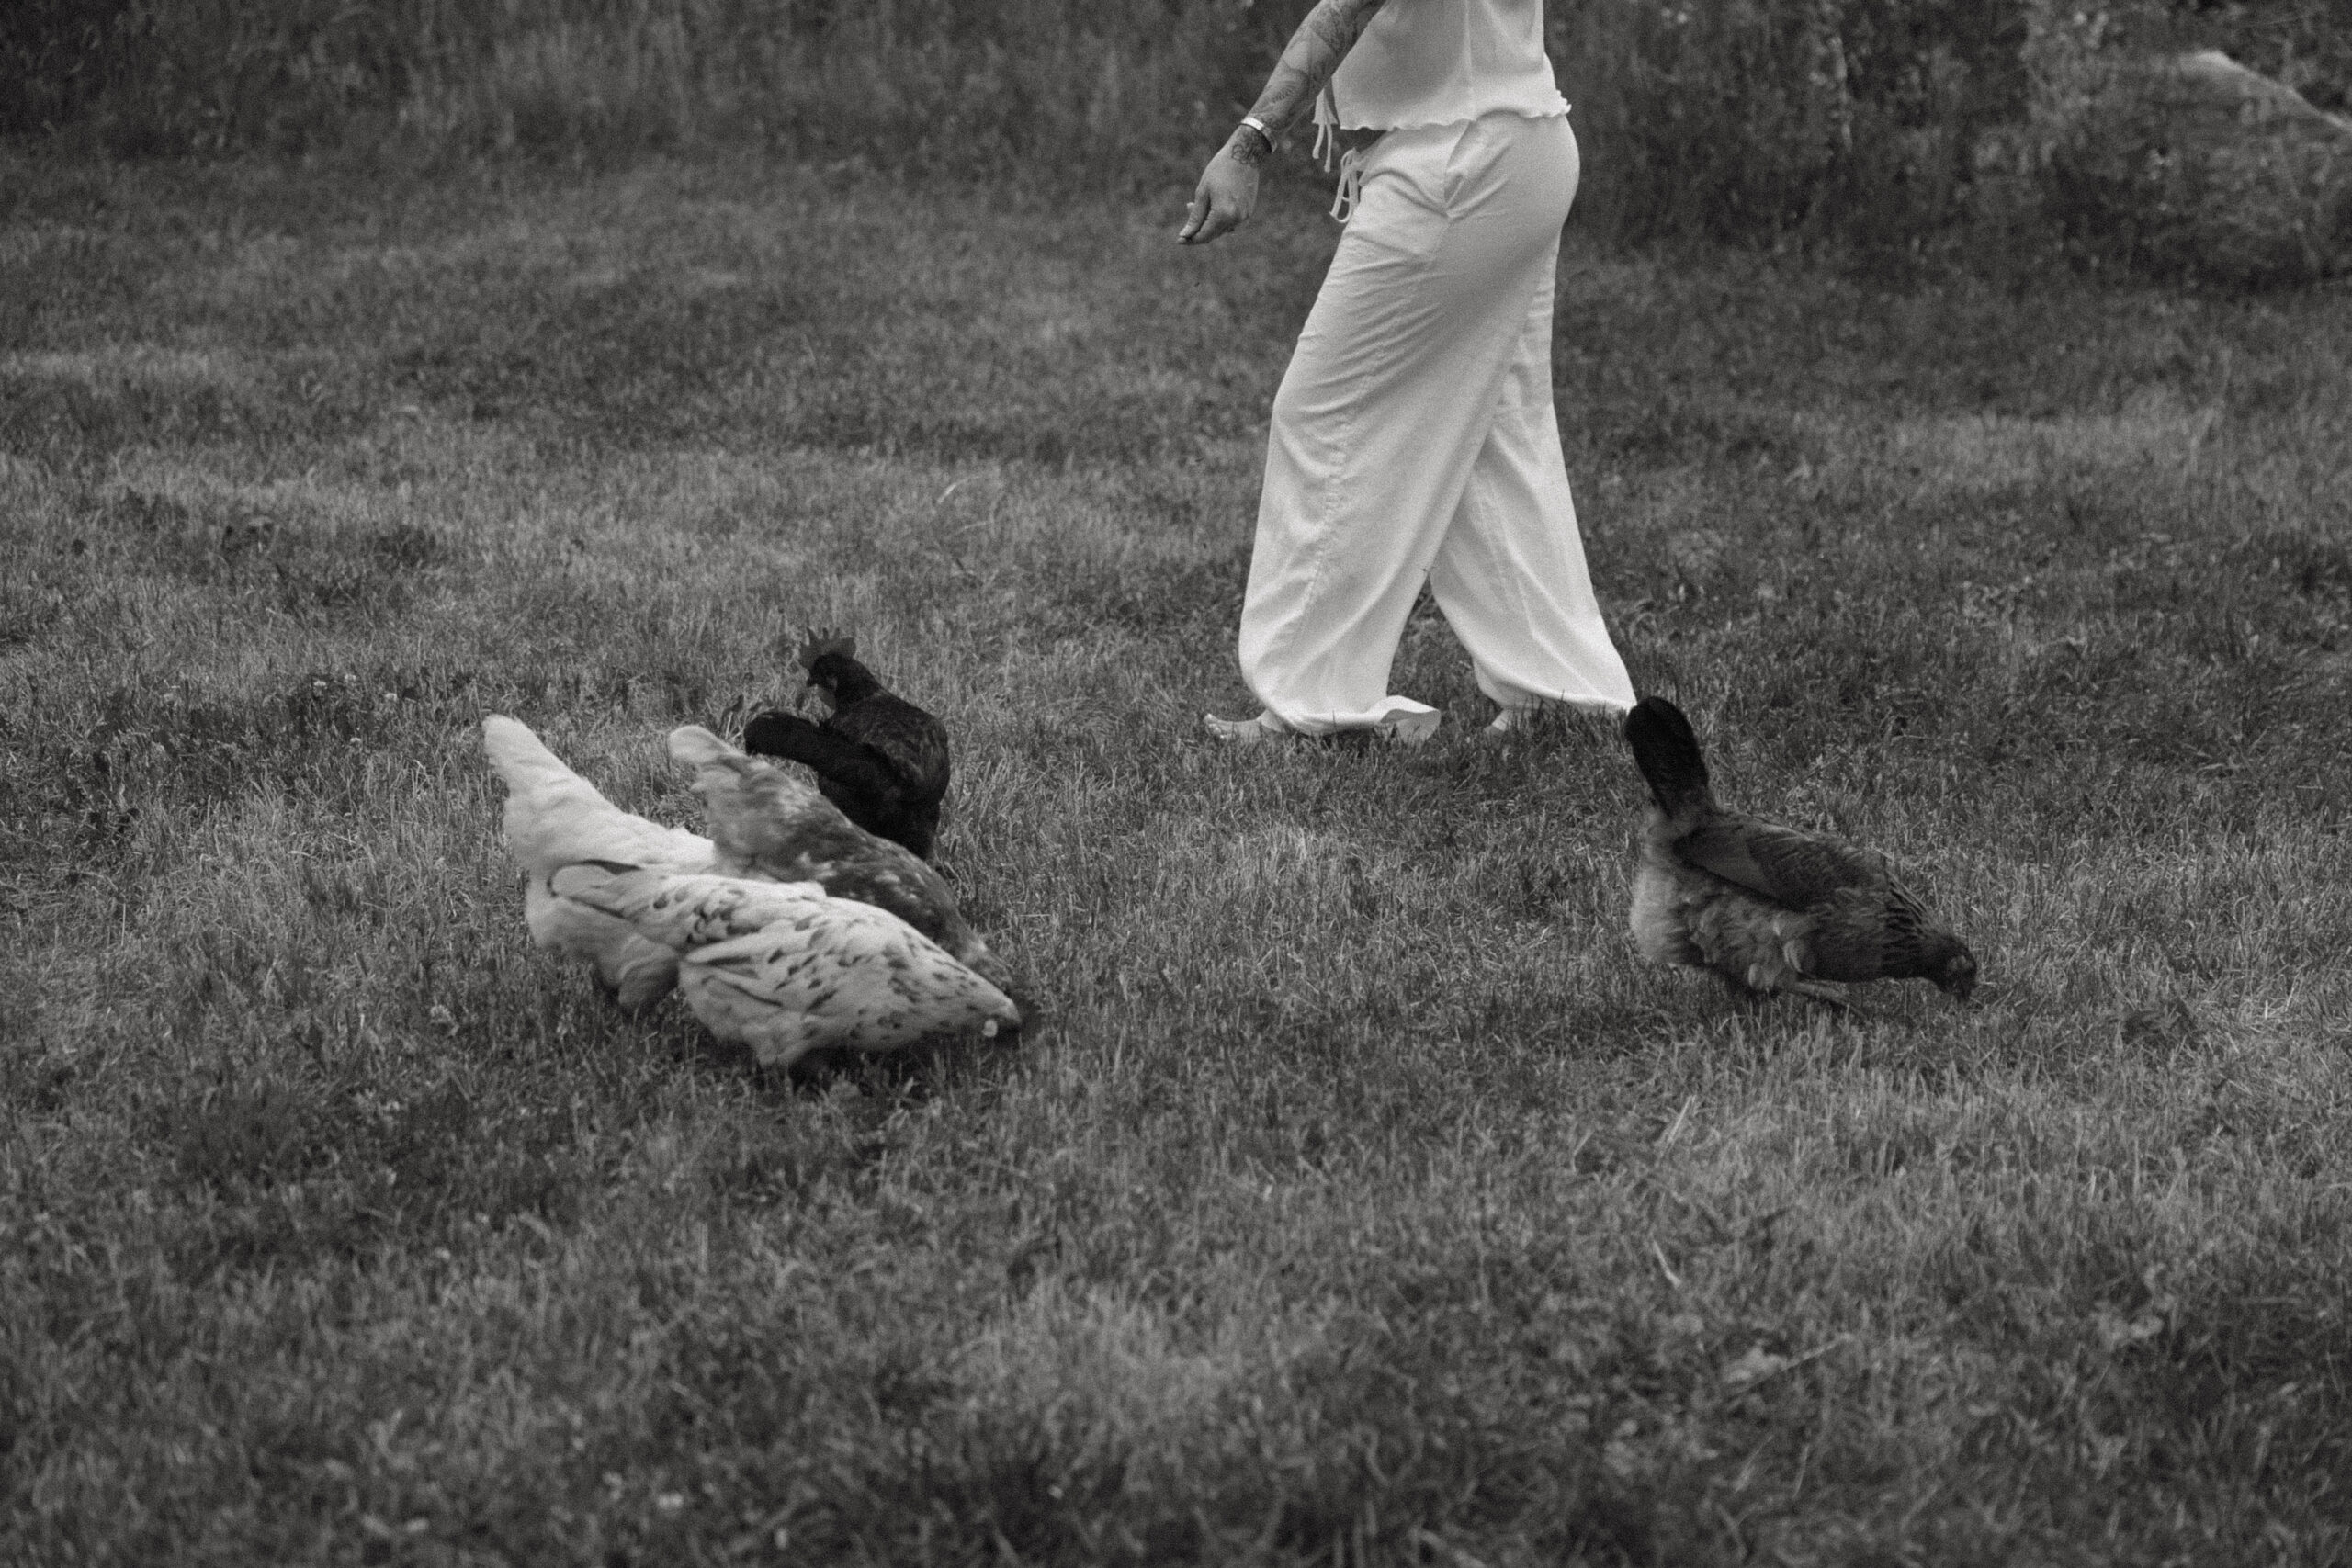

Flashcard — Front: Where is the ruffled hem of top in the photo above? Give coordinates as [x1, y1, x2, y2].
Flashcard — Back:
[1315, 79, 1569, 137]
[1329, 104, 1570, 133]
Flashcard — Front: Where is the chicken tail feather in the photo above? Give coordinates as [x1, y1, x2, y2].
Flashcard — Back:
[1623, 695, 1714, 827]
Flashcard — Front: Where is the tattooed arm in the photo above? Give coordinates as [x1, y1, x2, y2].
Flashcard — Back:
[1178, 0, 1393, 246]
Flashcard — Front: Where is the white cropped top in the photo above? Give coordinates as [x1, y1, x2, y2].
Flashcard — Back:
[1322, 0, 1568, 131]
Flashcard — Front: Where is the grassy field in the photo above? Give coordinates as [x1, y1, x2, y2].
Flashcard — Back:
[3, 146, 2350, 1565]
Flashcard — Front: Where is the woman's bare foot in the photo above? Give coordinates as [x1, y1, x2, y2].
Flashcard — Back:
[1204, 713, 1287, 744]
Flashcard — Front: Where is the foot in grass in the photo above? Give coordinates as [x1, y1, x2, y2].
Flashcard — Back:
[1204, 713, 1287, 745]
[1202, 711, 1441, 748]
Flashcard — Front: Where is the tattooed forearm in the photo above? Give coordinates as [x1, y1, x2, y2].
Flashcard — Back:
[1181, 0, 1381, 243]
[1244, 0, 1391, 139]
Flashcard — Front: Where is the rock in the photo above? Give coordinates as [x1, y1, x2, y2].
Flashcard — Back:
[2044, 49, 2352, 285]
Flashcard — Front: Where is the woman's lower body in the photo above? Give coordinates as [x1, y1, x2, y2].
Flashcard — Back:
[1218, 110, 1634, 741]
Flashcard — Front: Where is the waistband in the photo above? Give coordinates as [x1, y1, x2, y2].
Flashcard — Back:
[1312, 90, 1572, 224]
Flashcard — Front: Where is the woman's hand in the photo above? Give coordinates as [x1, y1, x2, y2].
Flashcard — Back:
[1172, 0, 1389, 246]
[1178, 131, 1265, 246]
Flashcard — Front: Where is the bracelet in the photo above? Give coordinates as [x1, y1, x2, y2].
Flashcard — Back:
[1238, 116, 1275, 154]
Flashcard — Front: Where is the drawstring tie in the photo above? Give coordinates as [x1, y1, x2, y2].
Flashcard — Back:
[1330, 150, 1365, 224]
[1312, 85, 1364, 224]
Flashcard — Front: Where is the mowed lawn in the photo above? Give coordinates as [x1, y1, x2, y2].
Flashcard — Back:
[3, 147, 2349, 1566]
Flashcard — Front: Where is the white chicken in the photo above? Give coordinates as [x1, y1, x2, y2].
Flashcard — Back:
[481, 715, 717, 1010]
[548, 863, 1021, 1066]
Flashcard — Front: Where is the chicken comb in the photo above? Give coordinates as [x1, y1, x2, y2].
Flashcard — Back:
[793, 626, 857, 671]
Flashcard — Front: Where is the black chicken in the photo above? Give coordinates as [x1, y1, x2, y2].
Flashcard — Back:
[1623, 695, 1977, 1005]
[741, 629, 952, 860]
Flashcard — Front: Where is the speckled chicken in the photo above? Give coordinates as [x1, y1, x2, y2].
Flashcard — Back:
[666, 724, 1012, 997]
[741, 629, 951, 859]
[547, 863, 1018, 1067]
[1623, 696, 1977, 1005]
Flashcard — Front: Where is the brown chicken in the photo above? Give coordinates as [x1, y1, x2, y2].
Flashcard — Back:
[665, 724, 1012, 998]
[741, 629, 951, 860]
[1623, 695, 1977, 1005]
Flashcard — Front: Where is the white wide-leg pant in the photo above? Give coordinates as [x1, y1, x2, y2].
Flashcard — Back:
[1238, 111, 1634, 736]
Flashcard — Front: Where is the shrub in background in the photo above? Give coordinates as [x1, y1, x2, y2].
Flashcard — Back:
[2019, 0, 2352, 284]
[0, 0, 135, 139]
[2, 0, 427, 156]
[0, 0, 1289, 175]
[1556, 0, 2029, 255]
[3, 0, 2346, 277]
